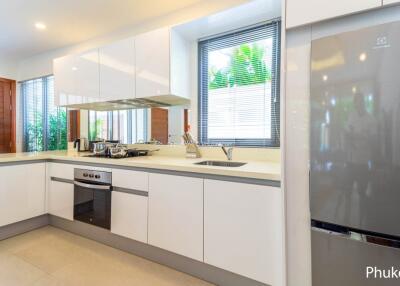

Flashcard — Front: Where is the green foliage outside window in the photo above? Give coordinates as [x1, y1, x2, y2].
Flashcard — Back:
[47, 110, 68, 150]
[208, 43, 271, 90]
[89, 118, 106, 141]
[26, 110, 67, 151]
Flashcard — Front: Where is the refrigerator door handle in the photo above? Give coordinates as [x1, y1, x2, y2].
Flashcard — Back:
[312, 226, 400, 249]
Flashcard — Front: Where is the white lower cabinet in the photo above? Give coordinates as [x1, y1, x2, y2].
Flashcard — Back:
[0, 163, 46, 227]
[148, 173, 203, 261]
[46, 163, 75, 220]
[111, 190, 148, 243]
[204, 180, 284, 285]
[48, 179, 74, 221]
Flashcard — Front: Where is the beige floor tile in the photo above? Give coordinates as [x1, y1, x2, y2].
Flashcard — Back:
[0, 226, 214, 286]
[14, 237, 89, 274]
[30, 275, 64, 286]
[0, 252, 47, 286]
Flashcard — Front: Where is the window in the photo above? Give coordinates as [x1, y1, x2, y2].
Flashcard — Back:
[21, 75, 67, 152]
[88, 109, 148, 143]
[198, 21, 281, 147]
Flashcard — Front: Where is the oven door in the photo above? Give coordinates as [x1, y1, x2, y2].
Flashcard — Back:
[73, 180, 112, 229]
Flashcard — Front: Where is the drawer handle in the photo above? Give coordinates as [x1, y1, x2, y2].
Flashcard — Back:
[113, 187, 148, 197]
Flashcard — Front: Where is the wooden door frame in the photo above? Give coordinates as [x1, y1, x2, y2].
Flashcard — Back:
[0, 77, 16, 153]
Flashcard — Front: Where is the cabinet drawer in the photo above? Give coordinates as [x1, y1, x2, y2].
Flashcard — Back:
[112, 169, 148, 191]
[47, 163, 74, 180]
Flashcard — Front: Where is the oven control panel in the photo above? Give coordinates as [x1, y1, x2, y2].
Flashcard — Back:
[74, 169, 112, 184]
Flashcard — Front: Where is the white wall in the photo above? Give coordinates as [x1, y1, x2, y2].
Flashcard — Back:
[0, 57, 17, 79]
[284, 4, 400, 286]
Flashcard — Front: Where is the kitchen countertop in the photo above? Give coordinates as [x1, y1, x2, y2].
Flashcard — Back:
[0, 151, 281, 182]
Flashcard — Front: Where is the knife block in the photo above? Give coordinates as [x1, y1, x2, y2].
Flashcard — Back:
[185, 143, 201, 158]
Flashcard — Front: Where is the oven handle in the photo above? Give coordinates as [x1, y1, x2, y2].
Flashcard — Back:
[73, 181, 111, 190]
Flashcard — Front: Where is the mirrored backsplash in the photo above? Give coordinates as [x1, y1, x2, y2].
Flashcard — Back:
[69, 106, 189, 145]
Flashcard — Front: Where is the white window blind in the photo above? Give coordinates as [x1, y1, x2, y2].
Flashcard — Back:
[21, 75, 67, 151]
[198, 21, 281, 147]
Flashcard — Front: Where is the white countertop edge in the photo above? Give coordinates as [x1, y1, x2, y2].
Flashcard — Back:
[0, 152, 281, 182]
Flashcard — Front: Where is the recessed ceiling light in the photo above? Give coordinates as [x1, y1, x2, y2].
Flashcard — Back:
[359, 52, 367, 62]
[352, 86, 357, 94]
[35, 22, 47, 30]
[322, 75, 328, 81]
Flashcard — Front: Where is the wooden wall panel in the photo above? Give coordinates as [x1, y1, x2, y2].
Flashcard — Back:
[0, 78, 15, 153]
[151, 108, 168, 144]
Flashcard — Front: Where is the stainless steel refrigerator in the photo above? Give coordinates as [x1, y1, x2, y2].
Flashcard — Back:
[311, 21, 400, 286]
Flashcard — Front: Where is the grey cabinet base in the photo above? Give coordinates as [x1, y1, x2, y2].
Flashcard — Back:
[0, 215, 49, 241]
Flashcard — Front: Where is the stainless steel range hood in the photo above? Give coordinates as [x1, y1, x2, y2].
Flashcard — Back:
[64, 95, 190, 111]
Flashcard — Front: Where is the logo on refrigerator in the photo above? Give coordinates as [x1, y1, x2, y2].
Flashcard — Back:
[373, 36, 391, 49]
[366, 266, 400, 279]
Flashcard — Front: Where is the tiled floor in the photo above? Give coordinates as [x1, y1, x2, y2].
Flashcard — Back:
[0, 226, 214, 286]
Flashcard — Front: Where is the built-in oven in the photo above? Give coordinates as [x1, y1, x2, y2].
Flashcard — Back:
[73, 168, 112, 229]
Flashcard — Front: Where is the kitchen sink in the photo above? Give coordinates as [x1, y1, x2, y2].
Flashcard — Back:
[194, 160, 247, 167]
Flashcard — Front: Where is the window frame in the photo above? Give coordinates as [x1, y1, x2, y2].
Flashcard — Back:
[198, 21, 281, 147]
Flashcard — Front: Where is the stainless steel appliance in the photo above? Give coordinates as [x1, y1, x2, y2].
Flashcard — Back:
[89, 140, 119, 153]
[73, 138, 89, 152]
[62, 94, 190, 111]
[84, 144, 155, 159]
[311, 21, 400, 285]
[73, 169, 112, 229]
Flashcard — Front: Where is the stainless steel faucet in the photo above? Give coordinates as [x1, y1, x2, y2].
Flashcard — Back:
[221, 146, 233, 161]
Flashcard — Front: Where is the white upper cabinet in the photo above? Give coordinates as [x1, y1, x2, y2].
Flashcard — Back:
[54, 54, 77, 106]
[99, 37, 135, 101]
[383, 0, 400, 5]
[204, 180, 284, 285]
[135, 27, 171, 98]
[135, 27, 190, 99]
[286, 0, 381, 28]
[54, 49, 100, 106]
[75, 49, 100, 104]
[54, 26, 190, 106]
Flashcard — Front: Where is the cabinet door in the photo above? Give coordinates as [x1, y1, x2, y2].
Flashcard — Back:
[99, 38, 135, 101]
[0, 163, 46, 227]
[204, 180, 284, 285]
[54, 54, 77, 106]
[135, 27, 170, 98]
[286, 0, 381, 28]
[111, 190, 148, 243]
[75, 49, 100, 104]
[383, 0, 400, 5]
[48, 179, 74, 221]
[148, 173, 203, 261]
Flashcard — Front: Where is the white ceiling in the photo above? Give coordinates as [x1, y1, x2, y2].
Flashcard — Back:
[0, 0, 203, 61]
[175, 0, 281, 40]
